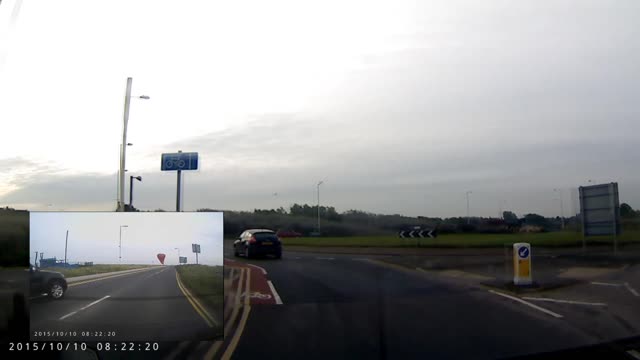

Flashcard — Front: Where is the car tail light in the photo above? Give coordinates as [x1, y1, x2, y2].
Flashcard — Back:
[249, 236, 257, 244]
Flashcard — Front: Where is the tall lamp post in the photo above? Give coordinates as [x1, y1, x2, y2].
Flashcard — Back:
[129, 175, 142, 210]
[174, 247, 180, 265]
[317, 181, 324, 234]
[119, 225, 128, 263]
[553, 188, 565, 229]
[118, 77, 149, 212]
[466, 191, 472, 225]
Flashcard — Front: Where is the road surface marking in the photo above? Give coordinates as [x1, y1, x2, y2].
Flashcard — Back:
[246, 263, 267, 275]
[59, 295, 111, 320]
[223, 268, 245, 336]
[68, 267, 160, 287]
[222, 305, 251, 360]
[267, 280, 283, 305]
[625, 283, 640, 297]
[488, 290, 563, 318]
[591, 281, 624, 287]
[522, 297, 607, 306]
[205, 341, 223, 360]
[222, 268, 251, 360]
[176, 272, 218, 327]
[59, 311, 78, 320]
[316, 257, 335, 260]
[163, 341, 190, 360]
[627, 349, 640, 359]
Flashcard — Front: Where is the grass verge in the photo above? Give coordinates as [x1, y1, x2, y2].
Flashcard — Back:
[281, 231, 640, 248]
[45, 264, 152, 277]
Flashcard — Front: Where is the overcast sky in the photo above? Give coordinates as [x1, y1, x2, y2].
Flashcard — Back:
[30, 212, 223, 266]
[1, 0, 639, 218]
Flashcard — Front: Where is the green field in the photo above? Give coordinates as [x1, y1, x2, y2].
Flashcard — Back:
[281, 231, 640, 248]
[45, 264, 153, 277]
[175, 264, 224, 321]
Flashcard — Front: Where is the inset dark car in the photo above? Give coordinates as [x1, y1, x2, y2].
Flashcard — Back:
[29, 264, 67, 300]
[234, 229, 282, 259]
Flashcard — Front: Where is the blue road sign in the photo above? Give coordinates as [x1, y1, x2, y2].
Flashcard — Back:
[518, 247, 530, 259]
[161, 152, 198, 171]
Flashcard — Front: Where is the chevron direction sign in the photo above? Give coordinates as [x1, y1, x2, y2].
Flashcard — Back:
[399, 229, 437, 239]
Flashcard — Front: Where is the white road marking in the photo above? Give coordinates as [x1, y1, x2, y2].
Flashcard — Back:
[591, 281, 624, 287]
[624, 282, 640, 297]
[59, 311, 78, 320]
[246, 263, 267, 275]
[522, 297, 607, 306]
[316, 257, 335, 260]
[267, 280, 283, 305]
[58, 295, 111, 320]
[488, 290, 563, 318]
[627, 349, 640, 360]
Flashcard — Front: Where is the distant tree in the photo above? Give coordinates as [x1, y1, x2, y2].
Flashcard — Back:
[153, 209, 166, 212]
[502, 211, 518, 225]
[620, 203, 636, 218]
[522, 213, 548, 227]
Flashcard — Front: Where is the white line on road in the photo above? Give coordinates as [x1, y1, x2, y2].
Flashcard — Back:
[246, 263, 267, 275]
[591, 281, 624, 287]
[627, 349, 640, 360]
[316, 257, 335, 260]
[59, 295, 111, 320]
[625, 283, 640, 297]
[522, 297, 607, 306]
[488, 290, 563, 318]
[59, 311, 78, 320]
[267, 280, 283, 305]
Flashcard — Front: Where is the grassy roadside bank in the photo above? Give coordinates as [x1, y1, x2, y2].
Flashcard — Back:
[175, 264, 224, 322]
[280, 231, 640, 248]
[45, 264, 153, 277]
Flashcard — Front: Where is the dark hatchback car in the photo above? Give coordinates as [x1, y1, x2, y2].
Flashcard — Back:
[234, 229, 282, 259]
[29, 264, 67, 300]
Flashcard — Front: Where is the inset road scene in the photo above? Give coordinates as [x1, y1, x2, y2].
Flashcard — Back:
[28, 212, 223, 342]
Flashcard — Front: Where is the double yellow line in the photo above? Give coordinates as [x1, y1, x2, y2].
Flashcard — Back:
[215, 266, 252, 360]
[175, 271, 219, 328]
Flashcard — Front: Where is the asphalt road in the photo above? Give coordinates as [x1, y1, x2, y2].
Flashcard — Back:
[29, 266, 220, 342]
[223, 244, 637, 359]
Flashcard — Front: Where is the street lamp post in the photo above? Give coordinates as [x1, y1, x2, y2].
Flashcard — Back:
[118, 77, 149, 212]
[317, 181, 324, 234]
[129, 175, 142, 210]
[553, 188, 565, 229]
[119, 225, 128, 263]
[466, 191, 472, 224]
[174, 247, 180, 265]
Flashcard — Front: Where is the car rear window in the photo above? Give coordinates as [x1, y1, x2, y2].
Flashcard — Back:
[253, 233, 278, 241]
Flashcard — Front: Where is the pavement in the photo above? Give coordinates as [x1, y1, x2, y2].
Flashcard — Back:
[216, 241, 640, 359]
[29, 265, 222, 342]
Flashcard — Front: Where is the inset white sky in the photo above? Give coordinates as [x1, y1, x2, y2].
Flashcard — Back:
[29, 212, 223, 266]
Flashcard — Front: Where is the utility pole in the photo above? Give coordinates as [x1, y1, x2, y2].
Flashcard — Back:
[554, 188, 565, 230]
[119, 77, 132, 212]
[317, 181, 324, 233]
[466, 191, 472, 225]
[64, 230, 69, 265]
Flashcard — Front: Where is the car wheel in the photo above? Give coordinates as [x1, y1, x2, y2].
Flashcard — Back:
[233, 244, 239, 257]
[245, 245, 251, 259]
[49, 280, 65, 300]
[275, 251, 282, 259]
